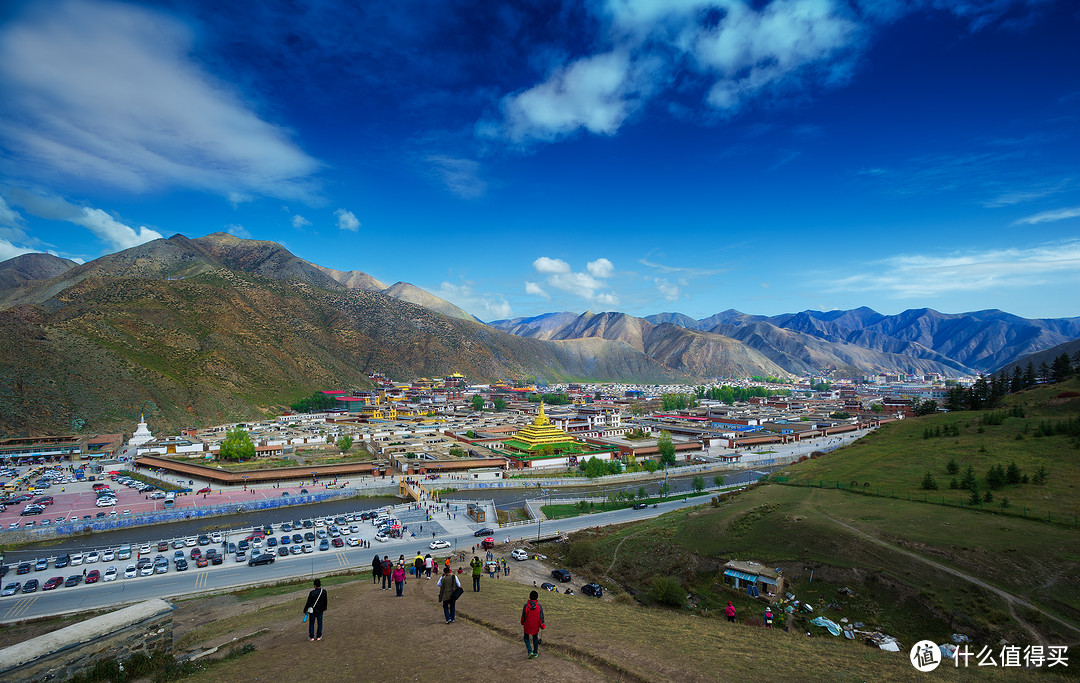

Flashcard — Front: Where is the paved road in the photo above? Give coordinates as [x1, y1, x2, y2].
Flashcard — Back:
[0, 494, 713, 623]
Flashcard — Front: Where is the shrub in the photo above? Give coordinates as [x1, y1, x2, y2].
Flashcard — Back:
[648, 575, 686, 608]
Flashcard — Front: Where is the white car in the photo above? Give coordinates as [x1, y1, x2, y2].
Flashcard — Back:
[103, 566, 118, 582]
[511, 549, 529, 561]
[70, 552, 84, 566]
[124, 565, 138, 579]
[95, 499, 115, 507]
[302, 543, 314, 553]
[140, 564, 154, 576]
[430, 540, 451, 549]
[101, 549, 115, 562]
[139, 544, 151, 555]
[85, 551, 99, 564]
[374, 533, 389, 543]
[345, 537, 360, 547]
[149, 492, 166, 499]
[210, 532, 223, 543]
[185, 537, 197, 547]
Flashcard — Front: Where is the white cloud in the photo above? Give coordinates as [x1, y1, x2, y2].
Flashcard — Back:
[0, 196, 21, 228]
[0, 238, 38, 261]
[486, 0, 1040, 144]
[501, 51, 638, 143]
[1013, 206, 1080, 225]
[291, 214, 312, 229]
[426, 155, 488, 199]
[0, 0, 321, 200]
[533, 257, 572, 274]
[334, 209, 360, 232]
[820, 240, 1080, 298]
[225, 224, 251, 238]
[587, 258, 614, 278]
[656, 278, 680, 301]
[524, 281, 550, 299]
[9, 189, 162, 251]
[531, 255, 619, 305]
[436, 281, 512, 320]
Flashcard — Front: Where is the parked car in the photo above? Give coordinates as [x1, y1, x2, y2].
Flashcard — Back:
[103, 566, 118, 582]
[22, 579, 39, 593]
[34, 558, 48, 572]
[196, 487, 211, 494]
[552, 569, 572, 582]
[374, 533, 389, 543]
[124, 565, 138, 579]
[346, 537, 360, 547]
[276, 547, 289, 557]
[1, 582, 20, 596]
[511, 549, 529, 561]
[331, 538, 344, 548]
[17, 563, 31, 575]
[65, 575, 83, 587]
[581, 583, 603, 598]
[318, 539, 330, 551]
[85, 569, 101, 584]
[540, 582, 557, 592]
[55, 554, 70, 569]
[42, 577, 63, 590]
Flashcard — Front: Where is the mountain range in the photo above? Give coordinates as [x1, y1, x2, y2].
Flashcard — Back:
[1, 233, 1077, 435]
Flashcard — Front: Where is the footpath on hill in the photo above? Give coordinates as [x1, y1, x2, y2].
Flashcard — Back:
[167, 564, 1057, 683]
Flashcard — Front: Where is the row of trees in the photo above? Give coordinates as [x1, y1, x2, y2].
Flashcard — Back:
[528, 392, 572, 405]
[470, 394, 506, 412]
[693, 385, 792, 405]
[289, 391, 338, 413]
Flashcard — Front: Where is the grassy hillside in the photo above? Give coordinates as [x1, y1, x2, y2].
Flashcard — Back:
[782, 379, 1080, 522]
[165, 571, 1060, 683]
[551, 485, 1080, 652]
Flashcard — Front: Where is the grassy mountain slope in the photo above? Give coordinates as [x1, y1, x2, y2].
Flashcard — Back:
[0, 267, 685, 435]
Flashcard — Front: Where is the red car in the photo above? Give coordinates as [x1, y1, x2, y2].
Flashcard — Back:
[195, 557, 208, 568]
[196, 487, 211, 494]
[34, 497, 54, 506]
[332, 538, 344, 548]
[85, 570, 101, 584]
[43, 576, 63, 590]
[190, 548, 202, 559]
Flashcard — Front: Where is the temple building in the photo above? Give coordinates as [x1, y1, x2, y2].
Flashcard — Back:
[500, 403, 617, 469]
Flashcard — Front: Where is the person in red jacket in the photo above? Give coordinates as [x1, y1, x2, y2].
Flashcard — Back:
[520, 590, 546, 659]
[725, 601, 736, 623]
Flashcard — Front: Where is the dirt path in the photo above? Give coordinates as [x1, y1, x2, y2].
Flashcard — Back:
[817, 511, 1078, 642]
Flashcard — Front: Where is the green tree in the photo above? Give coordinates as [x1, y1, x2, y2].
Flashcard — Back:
[983, 490, 994, 503]
[1006, 461, 1022, 485]
[290, 391, 338, 413]
[335, 435, 353, 453]
[946, 457, 959, 475]
[1032, 465, 1048, 485]
[968, 487, 982, 506]
[985, 463, 1006, 490]
[637, 486, 648, 500]
[658, 481, 671, 499]
[920, 471, 939, 490]
[219, 427, 255, 462]
[959, 465, 977, 490]
[693, 476, 705, 492]
[471, 394, 485, 411]
[643, 459, 659, 473]
[870, 403, 883, 413]
[914, 400, 938, 416]
[1051, 353, 1072, 382]
[713, 475, 724, 487]
[493, 398, 507, 412]
[656, 431, 676, 466]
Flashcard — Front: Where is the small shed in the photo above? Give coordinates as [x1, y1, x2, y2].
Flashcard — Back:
[724, 560, 784, 597]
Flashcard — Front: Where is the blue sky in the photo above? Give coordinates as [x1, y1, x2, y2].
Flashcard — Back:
[1, 0, 1078, 322]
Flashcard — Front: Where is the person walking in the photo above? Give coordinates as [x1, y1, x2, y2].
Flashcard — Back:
[381, 555, 393, 590]
[470, 555, 482, 592]
[436, 565, 462, 623]
[303, 579, 328, 641]
[424, 553, 434, 578]
[725, 601, 736, 623]
[521, 590, 546, 659]
[764, 606, 774, 628]
[371, 554, 382, 584]
[413, 551, 424, 578]
[392, 562, 407, 597]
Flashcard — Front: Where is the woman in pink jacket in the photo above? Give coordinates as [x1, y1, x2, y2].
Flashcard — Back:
[392, 563, 407, 597]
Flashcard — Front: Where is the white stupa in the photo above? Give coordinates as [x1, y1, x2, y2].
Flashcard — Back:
[129, 414, 155, 447]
